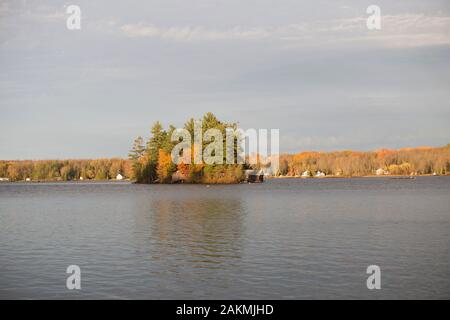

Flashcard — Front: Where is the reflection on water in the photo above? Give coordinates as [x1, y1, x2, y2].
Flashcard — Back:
[0, 177, 449, 299]
[146, 198, 245, 269]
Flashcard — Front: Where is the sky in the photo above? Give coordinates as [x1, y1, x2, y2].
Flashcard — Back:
[1, 0, 450, 159]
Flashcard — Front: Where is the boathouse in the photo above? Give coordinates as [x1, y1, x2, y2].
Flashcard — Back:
[245, 169, 265, 183]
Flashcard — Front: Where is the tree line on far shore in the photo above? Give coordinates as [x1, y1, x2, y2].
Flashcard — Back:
[0, 133, 448, 182]
[0, 159, 132, 182]
[277, 145, 450, 177]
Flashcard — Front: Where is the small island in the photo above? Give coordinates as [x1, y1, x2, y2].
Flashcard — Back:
[128, 113, 250, 184]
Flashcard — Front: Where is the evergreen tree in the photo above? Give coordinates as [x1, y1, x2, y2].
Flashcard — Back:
[128, 136, 145, 160]
[146, 122, 167, 163]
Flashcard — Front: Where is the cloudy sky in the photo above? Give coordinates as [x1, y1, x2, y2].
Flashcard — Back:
[1, 0, 449, 159]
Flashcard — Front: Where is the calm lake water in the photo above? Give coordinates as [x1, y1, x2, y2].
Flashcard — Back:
[0, 177, 449, 299]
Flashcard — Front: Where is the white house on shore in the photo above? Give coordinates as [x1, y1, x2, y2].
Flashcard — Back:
[376, 168, 389, 175]
[301, 170, 310, 177]
[116, 173, 124, 180]
[315, 171, 325, 177]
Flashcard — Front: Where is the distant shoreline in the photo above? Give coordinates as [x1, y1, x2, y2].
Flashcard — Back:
[1, 174, 449, 184]
[1, 143, 449, 183]
[271, 173, 449, 179]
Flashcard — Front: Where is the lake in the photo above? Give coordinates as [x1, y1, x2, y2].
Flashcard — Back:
[0, 177, 449, 299]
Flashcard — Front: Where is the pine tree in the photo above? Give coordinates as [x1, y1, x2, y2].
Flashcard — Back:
[146, 122, 167, 163]
[128, 136, 145, 160]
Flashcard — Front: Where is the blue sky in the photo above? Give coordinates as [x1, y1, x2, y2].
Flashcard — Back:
[1, 0, 450, 159]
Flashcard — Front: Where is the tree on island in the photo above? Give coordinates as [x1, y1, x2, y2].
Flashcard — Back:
[128, 136, 145, 160]
[129, 113, 246, 184]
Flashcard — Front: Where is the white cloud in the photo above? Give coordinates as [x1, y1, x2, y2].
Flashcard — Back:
[0, 2, 65, 22]
[367, 14, 450, 47]
[120, 23, 271, 41]
[119, 14, 450, 48]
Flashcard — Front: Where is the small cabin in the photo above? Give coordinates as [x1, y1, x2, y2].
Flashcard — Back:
[376, 168, 389, 175]
[315, 171, 325, 177]
[245, 169, 264, 183]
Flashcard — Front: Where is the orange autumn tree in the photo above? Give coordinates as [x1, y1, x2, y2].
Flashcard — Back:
[177, 162, 190, 177]
[157, 149, 176, 183]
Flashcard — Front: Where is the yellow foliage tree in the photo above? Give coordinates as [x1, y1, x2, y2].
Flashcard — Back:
[157, 149, 174, 183]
